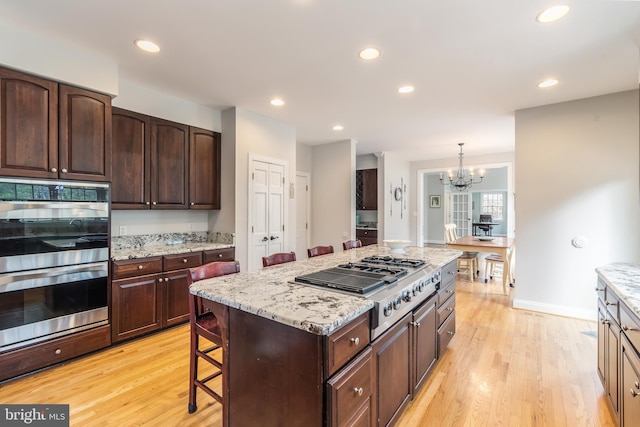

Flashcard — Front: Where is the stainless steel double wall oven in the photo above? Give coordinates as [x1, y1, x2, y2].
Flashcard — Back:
[0, 177, 109, 351]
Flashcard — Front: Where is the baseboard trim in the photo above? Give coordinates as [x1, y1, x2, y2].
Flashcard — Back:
[512, 298, 597, 321]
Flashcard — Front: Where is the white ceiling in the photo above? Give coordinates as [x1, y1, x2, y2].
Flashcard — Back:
[1, 0, 639, 161]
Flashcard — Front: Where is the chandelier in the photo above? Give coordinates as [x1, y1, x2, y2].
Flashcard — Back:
[439, 143, 484, 191]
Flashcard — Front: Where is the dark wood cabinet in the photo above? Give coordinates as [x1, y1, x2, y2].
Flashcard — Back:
[413, 297, 438, 393]
[111, 108, 150, 209]
[162, 252, 203, 327]
[621, 335, 640, 427]
[356, 228, 378, 246]
[58, 85, 111, 182]
[189, 127, 221, 209]
[327, 347, 373, 427]
[203, 247, 235, 263]
[150, 117, 189, 209]
[111, 109, 221, 210]
[111, 272, 164, 342]
[0, 67, 111, 182]
[356, 169, 378, 210]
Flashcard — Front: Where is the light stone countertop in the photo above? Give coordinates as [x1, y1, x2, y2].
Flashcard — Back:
[190, 245, 461, 336]
[111, 242, 234, 261]
[596, 262, 640, 318]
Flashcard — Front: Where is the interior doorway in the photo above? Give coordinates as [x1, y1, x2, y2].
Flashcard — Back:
[295, 172, 310, 259]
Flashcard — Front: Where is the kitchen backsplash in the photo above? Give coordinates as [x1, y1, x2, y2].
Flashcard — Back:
[111, 231, 234, 250]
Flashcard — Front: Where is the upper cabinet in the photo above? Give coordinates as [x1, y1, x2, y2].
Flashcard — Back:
[111, 108, 221, 210]
[0, 67, 111, 182]
[356, 168, 377, 210]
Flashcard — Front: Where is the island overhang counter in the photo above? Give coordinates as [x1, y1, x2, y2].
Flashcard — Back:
[189, 245, 461, 427]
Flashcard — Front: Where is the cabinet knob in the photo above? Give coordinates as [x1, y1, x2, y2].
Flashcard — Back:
[447, 330, 454, 335]
[50, 167, 58, 173]
[190, 202, 195, 206]
[350, 337, 360, 345]
[447, 307, 453, 312]
[146, 202, 150, 205]
[183, 259, 188, 263]
[622, 324, 634, 331]
[61, 168, 67, 173]
[165, 277, 169, 282]
[410, 321, 421, 327]
[595, 287, 605, 292]
[158, 278, 163, 283]
[631, 389, 639, 398]
[218, 254, 223, 258]
[152, 202, 157, 205]
[606, 301, 617, 306]
[138, 265, 144, 270]
[353, 387, 363, 396]
[54, 349, 61, 355]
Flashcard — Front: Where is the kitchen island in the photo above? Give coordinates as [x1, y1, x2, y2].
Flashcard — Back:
[190, 245, 461, 427]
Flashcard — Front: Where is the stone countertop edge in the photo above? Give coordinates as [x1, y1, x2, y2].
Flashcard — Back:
[190, 245, 462, 336]
[596, 262, 640, 318]
[111, 242, 235, 261]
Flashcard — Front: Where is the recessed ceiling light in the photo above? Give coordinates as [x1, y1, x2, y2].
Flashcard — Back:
[538, 79, 559, 88]
[134, 39, 160, 53]
[270, 99, 284, 106]
[536, 5, 570, 23]
[332, 125, 344, 131]
[358, 47, 380, 61]
[398, 86, 414, 94]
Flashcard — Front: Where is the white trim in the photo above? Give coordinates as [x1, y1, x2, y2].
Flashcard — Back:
[295, 171, 311, 259]
[248, 153, 289, 271]
[512, 298, 597, 321]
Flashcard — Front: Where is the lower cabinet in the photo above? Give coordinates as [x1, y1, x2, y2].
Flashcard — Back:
[356, 229, 377, 246]
[621, 335, 640, 426]
[327, 347, 373, 427]
[111, 248, 235, 343]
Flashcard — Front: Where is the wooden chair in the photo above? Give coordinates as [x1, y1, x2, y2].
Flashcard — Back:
[478, 214, 493, 235]
[444, 223, 478, 281]
[262, 251, 296, 267]
[186, 261, 240, 415]
[307, 245, 334, 258]
[342, 240, 362, 250]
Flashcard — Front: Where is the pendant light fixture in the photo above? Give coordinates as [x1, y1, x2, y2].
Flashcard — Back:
[440, 143, 484, 191]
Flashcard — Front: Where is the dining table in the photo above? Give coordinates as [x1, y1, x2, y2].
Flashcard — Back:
[446, 235, 515, 295]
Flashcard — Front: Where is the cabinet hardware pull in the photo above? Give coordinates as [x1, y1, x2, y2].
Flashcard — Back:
[353, 387, 363, 396]
[446, 290, 453, 294]
[138, 265, 144, 270]
[61, 168, 67, 173]
[190, 202, 194, 206]
[262, 237, 268, 242]
[183, 259, 188, 263]
[605, 301, 617, 306]
[622, 324, 634, 331]
[54, 349, 61, 355]
[447, 307, 453, 312]
[152, 202, 157, 205]
[165, 278, 169, 282]
[51, 167, 57, 173]
[158, 278, 163, 283]
[410, 321, 421, 327]
[595, 287, 605, 291]
[448, 271, 455, 275]
[146, 202, 150, 205]
[350, 337, 360, 345]
[635, 381, 640, 390]
[631, 389, 639, 398]
[447, 330, 454, 335]
[218, 254, 223, 258]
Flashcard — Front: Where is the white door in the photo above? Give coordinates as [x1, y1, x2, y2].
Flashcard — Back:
[448, 192, 472, 236]
[295, 173, 310, 259]
[250, 159, 286, 270]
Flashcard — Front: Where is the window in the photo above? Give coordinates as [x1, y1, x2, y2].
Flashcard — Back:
[481, 193, 504, 220]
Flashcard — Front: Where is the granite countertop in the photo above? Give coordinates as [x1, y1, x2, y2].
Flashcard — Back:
[596, 262, 640, 318]
[111, 242, 234, 261]
[190, 245, 461, 336]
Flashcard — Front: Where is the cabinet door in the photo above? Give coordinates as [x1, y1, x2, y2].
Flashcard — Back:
[413, 297, 437, 393]
[597, 301, 607, 385]
[111, 108, 150, 209]
[112, 273, 163, 342]
[326, 347, 373, 427]
[622, 336, 640, 427]
[58, 85, 111, 182]
[164, 269, 191, 327]
[361, 169, 378, 210]
[606, 314, 620, 417]
[0, 67, 58, 179]
[150, 118, 188, 209]
[372, 312, 412, 427]
[189, 127, 221, 209]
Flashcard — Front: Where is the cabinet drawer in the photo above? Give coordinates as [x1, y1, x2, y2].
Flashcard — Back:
[437, 293, 455, 327]
[355, 229, 377, 238]
[163, 252, 203, 271]
[326, 347, 373, 427]
[620, 302, 640, 353]
[326, 312, 370, 376]
[437, 311, 456, 355]
[203, 247, 235, 263]
[112, 257, 163, 279]
[605, 288, 620, 324]
[441, 260, 457, 288]
[596, 279, 606, 303]
[0, 325, 110, 382]
[437, 281, 455, 308]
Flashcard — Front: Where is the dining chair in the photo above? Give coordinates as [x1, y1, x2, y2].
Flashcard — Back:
[262, 251, 296, 267]
[478, 214, 493, 235]
[342, 240, 362, 250]
[186, 261, 240, 415]
[444, 223, 478, 281]
[307, 245, 334, 258]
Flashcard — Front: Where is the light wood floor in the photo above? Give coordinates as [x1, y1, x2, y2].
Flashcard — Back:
[0, 277, 616, 427]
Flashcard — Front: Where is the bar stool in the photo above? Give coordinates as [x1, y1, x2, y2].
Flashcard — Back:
[307, 245, 334, 258]
[342, 240, 362, 250]
[484, 254, 504, 284]
[262, 251, 296, 267]
[186, 261, 240, 415]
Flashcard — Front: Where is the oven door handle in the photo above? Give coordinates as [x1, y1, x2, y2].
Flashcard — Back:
[0, 262, 108, 293]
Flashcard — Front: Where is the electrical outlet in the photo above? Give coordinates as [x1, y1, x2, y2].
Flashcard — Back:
[189, 223, 195, 231]
[119, 226, 127, 236]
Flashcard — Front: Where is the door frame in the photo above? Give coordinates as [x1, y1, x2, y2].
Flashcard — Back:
[248, 154, 289, 271]
[295, 171, 311, 259]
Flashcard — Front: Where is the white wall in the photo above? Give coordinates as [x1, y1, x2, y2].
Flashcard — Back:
[232, 107, 297, 271]
[296, 143, 313, 174]
[382, 153, 411, 241]
[311, 140, 356, 248]
[514, 89, 640, 320]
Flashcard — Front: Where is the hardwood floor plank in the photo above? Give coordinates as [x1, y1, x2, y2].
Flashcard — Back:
[0, 277, 616, 426]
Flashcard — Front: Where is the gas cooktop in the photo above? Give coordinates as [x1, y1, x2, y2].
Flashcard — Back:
[294, 263, 408, 295]
[360, 256, 426, 269]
